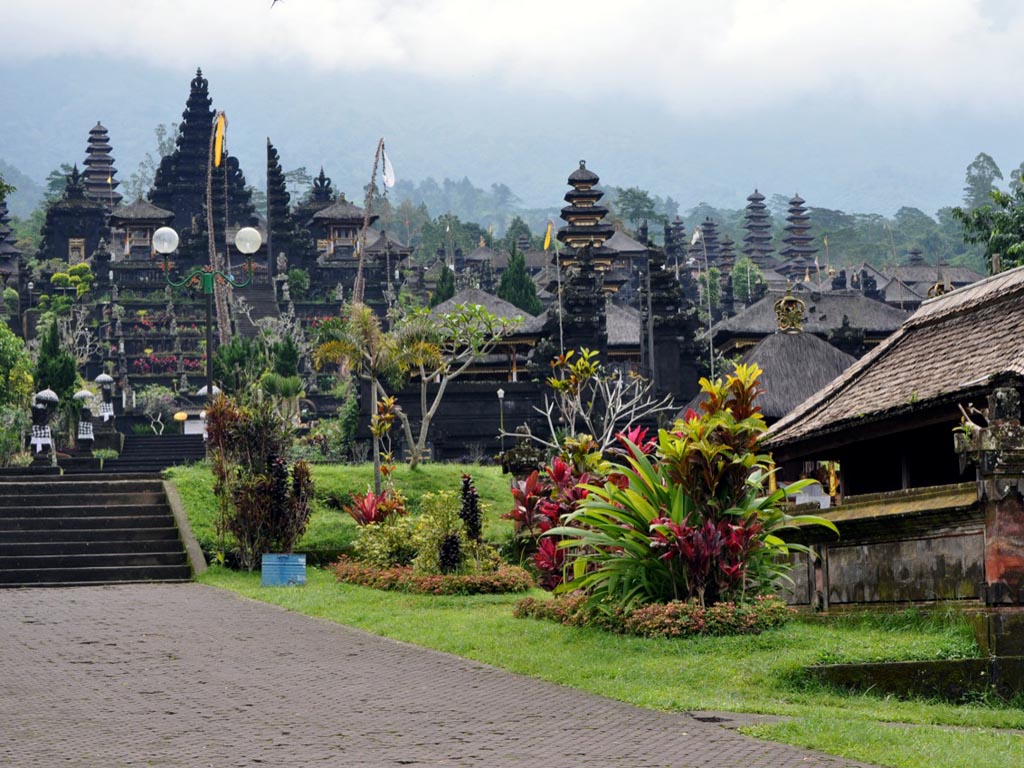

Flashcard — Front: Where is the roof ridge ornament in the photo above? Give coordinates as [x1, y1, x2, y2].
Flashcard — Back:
[774, 283, 805, 333]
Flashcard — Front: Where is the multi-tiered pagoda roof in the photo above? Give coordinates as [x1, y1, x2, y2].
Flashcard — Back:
[0, 197, 21, 276]
[742, 189, 778, 268]
[779, 194, 818, 261]
[82, 122, 122, 212]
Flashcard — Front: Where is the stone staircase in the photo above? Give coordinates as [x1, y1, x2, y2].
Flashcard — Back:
[0, 474, 192, 588]
[232, 281, 280, 338]
[113, 434, 207, 473]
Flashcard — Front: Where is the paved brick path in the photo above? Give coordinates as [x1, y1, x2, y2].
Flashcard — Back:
[0, 584, 876, 767]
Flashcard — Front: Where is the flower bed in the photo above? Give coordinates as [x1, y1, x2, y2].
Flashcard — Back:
[332, 556, 534, 596]
[513, 592, 794, 638]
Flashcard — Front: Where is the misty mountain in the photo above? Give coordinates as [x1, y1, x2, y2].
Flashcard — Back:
[0, 159, 45, 217]
[1, 56, 1017, 219]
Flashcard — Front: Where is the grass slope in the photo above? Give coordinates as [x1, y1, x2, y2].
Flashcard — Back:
[167, 462, 512, 557]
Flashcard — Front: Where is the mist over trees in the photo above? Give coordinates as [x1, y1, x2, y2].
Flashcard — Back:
[5, 149, 1009, 275]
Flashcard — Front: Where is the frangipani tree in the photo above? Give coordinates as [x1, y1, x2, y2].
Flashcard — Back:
[391, 303, 519, 467]
[314, 302, 518, 472]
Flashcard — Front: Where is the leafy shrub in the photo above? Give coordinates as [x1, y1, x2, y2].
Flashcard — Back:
[412, 491, 465, 574]
[352, 516, 419, 568]
[287, 268, 310, 300]
[459, 473, 483, 542]
[0, 405, 29, 466]
[136, 384, 177, 435]
[549, 364, 836, 610]
[513, 593, 794, 638]
[206, 395, 315, 570]
[332, 556, 533, 595]
[502, 456, 592, 589]
[344, 488, 407, 526]
[2, 287, 17, 316]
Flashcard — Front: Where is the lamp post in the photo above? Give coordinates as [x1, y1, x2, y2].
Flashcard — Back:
[497, 387, 506, 453]
[153, 225, 262, 398]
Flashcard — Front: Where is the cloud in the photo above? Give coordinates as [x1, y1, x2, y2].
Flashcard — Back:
[3, 0, 1023, 117]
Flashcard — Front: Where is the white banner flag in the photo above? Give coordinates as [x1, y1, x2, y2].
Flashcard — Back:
[381, 147, 396, 188]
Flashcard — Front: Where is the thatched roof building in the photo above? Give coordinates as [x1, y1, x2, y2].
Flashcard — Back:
[712, 286, 909, 358]
[766, 265, 1024, 495]
[689, 291, 856, 423]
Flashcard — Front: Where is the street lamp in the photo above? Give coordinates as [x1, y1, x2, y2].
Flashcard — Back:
[497, 387, 506, 453]
[154, 225, 262, 398]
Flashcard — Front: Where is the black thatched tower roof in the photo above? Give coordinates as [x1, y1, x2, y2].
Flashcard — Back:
[780, 194, 818, 260]
[742, 189, 779, 268]
[557, 160, 615, 274]
[0, 197, 21, 275]
[82, 121, 122, 212]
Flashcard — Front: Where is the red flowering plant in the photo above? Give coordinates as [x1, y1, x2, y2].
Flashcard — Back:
[503, 453, 600, 590]
[345, 394, 407, 527]
[546, 364, 837, 611]
[344, 490, 406, 526]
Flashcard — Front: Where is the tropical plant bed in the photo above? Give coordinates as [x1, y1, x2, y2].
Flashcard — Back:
[514, 592, 794, 638]
[331, 556, 533, 595]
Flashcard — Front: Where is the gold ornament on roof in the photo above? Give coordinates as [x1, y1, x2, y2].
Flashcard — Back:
[774, 284, 805, 333]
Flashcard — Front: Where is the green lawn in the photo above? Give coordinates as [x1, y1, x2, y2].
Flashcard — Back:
[174, 460, 1023, 767]
[201, 567, 1024, 768]
[167, 462, 512, 559]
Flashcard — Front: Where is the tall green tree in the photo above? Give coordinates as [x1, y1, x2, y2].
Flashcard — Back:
[952, 184, 1024, 273]
[1010, 161, 1024, 193]
[0, 320, 33, 409]
[0, 172, 14, 203]
[213, 336, 268, 395]
[963, 152, 1003, 211]
[497, 246, 542, 315]
[124, 123, 179, 201]
[730, 256, 765, 305]
[502, 215, 533, 252]
[45, 163, 74, 201]
[613, 187, 660, 229]
[34, 321, 77, 402]
[431, 266, 455, 307]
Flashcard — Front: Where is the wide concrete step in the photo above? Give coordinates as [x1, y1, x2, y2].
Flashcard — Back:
[0, 472, 162, 483]
[0, 552, 188, 571]
[0, 564, 192, 585]
[0, 479, 165, 493]
[0, 492, 166, 508]
[0, 504, 170, 520]
[0, 539, 184, 556]
[0, 514, 175, 532]
[0, 526, 181, 544]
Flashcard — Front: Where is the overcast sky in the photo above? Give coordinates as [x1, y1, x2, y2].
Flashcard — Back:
[4, 0, 1022, 117]
[2, 0, 1023, 214]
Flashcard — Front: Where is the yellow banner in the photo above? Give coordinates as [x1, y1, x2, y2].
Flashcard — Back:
[543, 221, 552, 251]
[214, 114, 226, 167]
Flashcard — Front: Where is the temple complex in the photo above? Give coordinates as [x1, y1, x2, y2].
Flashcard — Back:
[0, 67, 988, 467]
